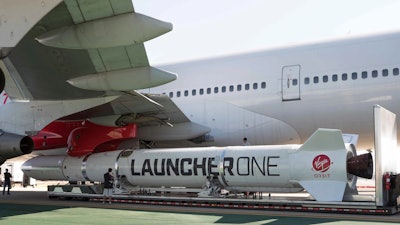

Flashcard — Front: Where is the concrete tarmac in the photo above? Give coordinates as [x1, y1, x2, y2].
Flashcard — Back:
[1, 186, 400, 224]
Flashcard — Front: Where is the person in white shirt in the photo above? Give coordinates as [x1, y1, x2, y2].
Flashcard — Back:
[242, 137, 250, 146]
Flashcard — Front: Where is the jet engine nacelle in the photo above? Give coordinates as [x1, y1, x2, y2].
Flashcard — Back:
[0, 131, 34, 165]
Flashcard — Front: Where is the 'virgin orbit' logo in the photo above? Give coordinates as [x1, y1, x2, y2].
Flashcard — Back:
[312, 154, 331, 172]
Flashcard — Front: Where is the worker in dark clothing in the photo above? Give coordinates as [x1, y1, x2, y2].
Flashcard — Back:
[103, 168, 114, 204]
[3, 169, 12, 195]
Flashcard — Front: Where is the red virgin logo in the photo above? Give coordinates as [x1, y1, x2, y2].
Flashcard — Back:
[312, 154, 331, 172]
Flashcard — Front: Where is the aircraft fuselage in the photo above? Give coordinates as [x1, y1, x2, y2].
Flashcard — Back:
[151, 32, 400, 149]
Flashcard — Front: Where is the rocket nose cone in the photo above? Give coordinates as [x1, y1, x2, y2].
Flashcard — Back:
[347, 152, 373, 179]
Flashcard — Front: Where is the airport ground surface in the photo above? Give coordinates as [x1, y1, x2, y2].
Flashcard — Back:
[0, 186, 400, 225]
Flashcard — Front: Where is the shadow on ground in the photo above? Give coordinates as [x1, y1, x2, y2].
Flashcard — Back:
[0, 203, 346, 225]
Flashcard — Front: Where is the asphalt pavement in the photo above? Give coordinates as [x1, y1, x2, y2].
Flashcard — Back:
[0, 186, 400, 225]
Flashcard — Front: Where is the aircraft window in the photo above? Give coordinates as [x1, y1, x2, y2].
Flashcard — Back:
[184, 90, 189, 97]
[192, 89, 196, 96]
[229, 85, 234, 92]
[177, 91, 181, 97]
[237, 84, 242, 91]
[361, 71, 367, 79]
[261, 82, 266, 89]
[393, 68, 399, 76]
[332, 74, 338, 82]
[207, 88, 211, 94]
[382, 69, 388, 77]
[372, 70, 378, 78]
[351, 72, 357, 80]
[245, 84, 250, 90]
[323, 75, 328, 83]
[169, 92, 173, 98]
[253, 83, 258, 89]
[199, 88, 204, 95]
[313, 76, 319, 83]
[214, 87, 219, 93]
[304, 77, 310, 84]
[342, 73, 348, 81]
[222, 86, 226, 93]
[292, 79, 298, 86]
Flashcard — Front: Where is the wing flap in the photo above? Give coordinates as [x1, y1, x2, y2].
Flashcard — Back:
[65, 0, 134, 24]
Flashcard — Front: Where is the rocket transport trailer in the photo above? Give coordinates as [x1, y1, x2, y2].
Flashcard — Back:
[22, 106, 400, 214]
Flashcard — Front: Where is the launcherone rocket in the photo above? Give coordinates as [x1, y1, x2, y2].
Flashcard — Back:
[22, 128, 373, 202]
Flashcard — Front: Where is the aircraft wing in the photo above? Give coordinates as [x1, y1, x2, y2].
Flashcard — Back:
[1, 0, 174, 100]
[62, 92, 211, 141]
[0, 0, 210, 143]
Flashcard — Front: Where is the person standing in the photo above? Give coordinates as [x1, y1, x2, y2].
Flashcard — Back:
[242, 137, 250, 146]
[3, 169, 12, 195]
[103, 168, 114, 204]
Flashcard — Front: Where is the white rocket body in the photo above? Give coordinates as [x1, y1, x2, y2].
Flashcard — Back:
[22, 129, 368, 202]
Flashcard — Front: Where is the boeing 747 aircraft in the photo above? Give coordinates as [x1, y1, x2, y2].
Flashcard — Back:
[148, 31, 400, 150]
[0, 0, 398, 169]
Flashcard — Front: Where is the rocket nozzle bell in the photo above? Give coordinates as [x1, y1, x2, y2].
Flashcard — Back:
[347, 152, 373, 179]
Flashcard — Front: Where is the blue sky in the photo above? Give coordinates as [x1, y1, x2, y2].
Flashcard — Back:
[133, 0, 400, 65]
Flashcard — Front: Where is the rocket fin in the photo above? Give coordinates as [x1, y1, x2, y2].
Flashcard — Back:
[295, 129, 349, 202]
[298, 129, 346, 152]
[299, 180, 347, 201]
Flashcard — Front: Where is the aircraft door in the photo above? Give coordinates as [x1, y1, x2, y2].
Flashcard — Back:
[281, 65, 301, 101]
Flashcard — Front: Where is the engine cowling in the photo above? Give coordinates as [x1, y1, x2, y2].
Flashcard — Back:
[31, 119, 137, 156]
[67, 120, 137, 157]
[0, 131, 34, 165]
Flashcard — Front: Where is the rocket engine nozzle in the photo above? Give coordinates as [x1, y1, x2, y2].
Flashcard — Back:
[347, 152, 373, 179]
